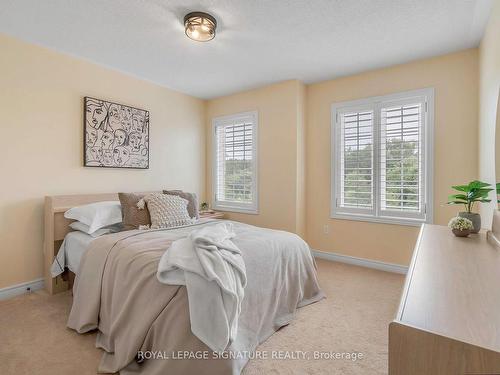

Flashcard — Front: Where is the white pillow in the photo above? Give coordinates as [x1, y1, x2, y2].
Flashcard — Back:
[142, 193, 195, 229]
[64, 201, 122, 233]
[69, 221, 122, 238]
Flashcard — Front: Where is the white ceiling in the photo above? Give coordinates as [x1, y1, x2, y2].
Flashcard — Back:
[0, 0, 493, 99]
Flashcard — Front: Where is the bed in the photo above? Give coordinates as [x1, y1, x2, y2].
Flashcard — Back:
[43, 194, 324, 375]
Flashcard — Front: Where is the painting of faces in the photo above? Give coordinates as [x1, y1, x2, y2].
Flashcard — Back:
[84, 97, 149, 169]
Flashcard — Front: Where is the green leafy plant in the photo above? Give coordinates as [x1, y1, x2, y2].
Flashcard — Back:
[447, 180, 492, 213]
[200, 202, 209, 211]
[497, 183, 500, 203]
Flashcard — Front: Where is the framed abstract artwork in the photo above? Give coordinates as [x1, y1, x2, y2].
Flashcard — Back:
[83, 97, 149, 169]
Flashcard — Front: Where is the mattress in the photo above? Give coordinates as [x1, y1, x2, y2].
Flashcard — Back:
[51, 231, 95, 277]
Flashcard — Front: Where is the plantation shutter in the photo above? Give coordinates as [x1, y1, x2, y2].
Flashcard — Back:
[379, 98, 426, 219]
[332, 89, 432, 224]
[336, 108, 375, 215]
[214, 112, 257, 212]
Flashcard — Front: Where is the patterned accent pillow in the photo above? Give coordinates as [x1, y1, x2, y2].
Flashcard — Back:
[143, 193, 195, 229]
[163, 190, 199, 219]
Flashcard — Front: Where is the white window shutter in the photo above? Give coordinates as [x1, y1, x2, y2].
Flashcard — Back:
[379, 98, 426, 220]
[213, 112, 258, 213]
[338, 109, 374, 211]
[331, 88, 433, 225]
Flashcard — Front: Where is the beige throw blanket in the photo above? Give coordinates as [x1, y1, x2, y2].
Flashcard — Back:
[68, 220, 324, 375]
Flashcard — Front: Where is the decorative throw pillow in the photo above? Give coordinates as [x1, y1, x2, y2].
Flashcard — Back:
[163, 190, 199, 219]
[118, 192, 151, 230]
[142, 193, 195, 229]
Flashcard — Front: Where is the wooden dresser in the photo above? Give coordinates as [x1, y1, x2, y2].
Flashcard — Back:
[389, 223, 500, 375]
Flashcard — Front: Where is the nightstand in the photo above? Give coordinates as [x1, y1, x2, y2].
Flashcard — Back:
[199, 211, 225, 219]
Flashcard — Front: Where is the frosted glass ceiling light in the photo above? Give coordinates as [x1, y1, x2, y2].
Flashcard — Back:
[184, 12, 217, 42]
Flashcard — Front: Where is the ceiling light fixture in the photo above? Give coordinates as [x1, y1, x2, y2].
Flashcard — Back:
[184, 12, 217, 42]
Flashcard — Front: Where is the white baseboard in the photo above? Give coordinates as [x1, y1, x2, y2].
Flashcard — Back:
[0, 278, 45, 301]
[312, 249, 408, 275]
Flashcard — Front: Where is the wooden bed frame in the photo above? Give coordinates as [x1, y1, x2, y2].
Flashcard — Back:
[44, 193, 121, 294]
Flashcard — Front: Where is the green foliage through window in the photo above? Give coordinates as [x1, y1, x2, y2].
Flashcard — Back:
[223, 159, 253, 202]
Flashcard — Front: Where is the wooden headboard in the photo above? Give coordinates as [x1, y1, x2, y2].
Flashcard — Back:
[44, 193, 120, 294]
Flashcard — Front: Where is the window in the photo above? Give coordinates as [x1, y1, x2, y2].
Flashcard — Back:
[212, 111, 258, 213]
[331, 89, 433, 225]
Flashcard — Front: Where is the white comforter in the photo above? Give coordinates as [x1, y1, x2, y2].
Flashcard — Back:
[157, 222, 247, 352]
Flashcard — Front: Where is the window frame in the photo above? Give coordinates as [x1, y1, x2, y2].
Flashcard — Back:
[212, 111, 259, 214]
[331, 88, 434, 226]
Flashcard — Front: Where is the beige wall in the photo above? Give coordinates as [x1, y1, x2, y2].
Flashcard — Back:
[206, 80, 306, 235]
[479, 1, 500, 226]
[0, 34, 206, 289]
[306, 49, 479, 265]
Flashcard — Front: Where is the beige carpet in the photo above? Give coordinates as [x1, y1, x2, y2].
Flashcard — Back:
[0, 260, 403, 375]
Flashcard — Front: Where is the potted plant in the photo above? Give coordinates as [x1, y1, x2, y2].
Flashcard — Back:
[497, 183, 500, 203]
[447, 180, 493, 233]
[448, 217, 473, 237]
[200, 202, 210, 212]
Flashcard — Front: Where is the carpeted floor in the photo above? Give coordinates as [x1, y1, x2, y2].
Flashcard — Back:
[0, 259, 404, 375]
